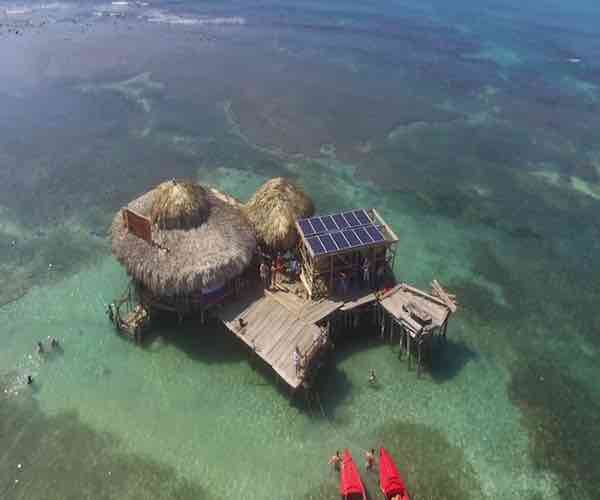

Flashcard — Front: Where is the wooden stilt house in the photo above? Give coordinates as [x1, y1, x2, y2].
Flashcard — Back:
[109, 179, 257, 339]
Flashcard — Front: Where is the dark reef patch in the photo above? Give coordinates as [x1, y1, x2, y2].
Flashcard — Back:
[370, 420, 483, 500]
[0, 392, 214, 500]
[508, 362, 600, 500]
[295, 419, 484, 500]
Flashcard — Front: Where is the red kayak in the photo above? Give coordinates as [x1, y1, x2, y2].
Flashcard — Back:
[340, 449, 367, 500]
[379, 448, 409, 500]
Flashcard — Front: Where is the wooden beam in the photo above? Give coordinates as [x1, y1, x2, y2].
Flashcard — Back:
[431, 279, 458, 313]
[371, 208, 399, 242]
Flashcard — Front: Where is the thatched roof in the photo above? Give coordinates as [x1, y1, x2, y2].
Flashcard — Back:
[111, 180, 256, 296]
[244, 177, 314, 251]
[151, 181, 209, 229]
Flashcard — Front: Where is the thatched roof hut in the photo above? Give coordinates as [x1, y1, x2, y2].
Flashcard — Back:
[244, 177, 314, 251]
[111, 180, 256, 297]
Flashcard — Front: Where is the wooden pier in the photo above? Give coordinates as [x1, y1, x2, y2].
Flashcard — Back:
[217, 289, 342, 390]
[109, 189, 460, 389]
[216, 285, 383, 390]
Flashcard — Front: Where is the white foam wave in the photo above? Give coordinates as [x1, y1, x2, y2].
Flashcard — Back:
[143, 10, 245, 26]
[145, 12, 197, 25]
[3, 2, 70, 15]
[4, 7, 33, 15]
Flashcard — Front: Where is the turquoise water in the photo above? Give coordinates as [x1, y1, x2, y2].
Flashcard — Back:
[2, 1, 600, 499]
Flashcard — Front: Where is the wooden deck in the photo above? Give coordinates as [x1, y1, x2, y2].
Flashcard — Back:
[379, 283, 451, 337]
[216, 280, 455, 388]
[216, 290, 329, 390]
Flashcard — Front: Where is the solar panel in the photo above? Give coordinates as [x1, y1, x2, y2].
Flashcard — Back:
[343, 229, 361, 247]
[306, 236, 326, 256]
[321, 215, 338, 232]
[297, 209, 392, 257]
[332, 213, 349, 230]
[310, 217, 326, 234]
[343, 211, 360, 227]
[365, 225, 384, 242]
[354, 227, 373, 245]
[331, 231, 350, 250]
[354, 209, 371, 226]
[319, 234, 337, 253]
[297, 219, 315, 237]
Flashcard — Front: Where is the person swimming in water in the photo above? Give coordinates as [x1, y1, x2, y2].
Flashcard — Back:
[368, 369, 377, 385]
[27, 375, 33, 385]
[365, 448, 376, 470]
[49, 336, 59, 349]
[36, 341, 44, 355]
[328, 450, 342, 470]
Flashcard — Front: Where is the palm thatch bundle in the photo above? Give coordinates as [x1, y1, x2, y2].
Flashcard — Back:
[244, 177, 314, 251]
[150, 181, 209, 229]
[111, 180, 256, 297]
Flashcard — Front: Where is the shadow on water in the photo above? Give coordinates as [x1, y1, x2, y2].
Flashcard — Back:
[143, 314, 248, 365]
[429, 338, 477, 383]
[509, 361, 600, 500]
[0, 389, 215, 500]
[142, 313, 298, 396]
[313, 330, 383, 417]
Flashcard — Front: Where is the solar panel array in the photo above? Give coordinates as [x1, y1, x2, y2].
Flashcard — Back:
[297, 209, 387, 257]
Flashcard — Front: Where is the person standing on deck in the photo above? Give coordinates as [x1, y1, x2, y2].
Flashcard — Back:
[289, 257, 299, 279]
[338, 271, 348, 296]
[362, 259, 371, 288]
[376, 264, 385, 289]
[271, 261, 278, 288]
[259, 260, 270, 289]
[275, 253, 284, 284]
[293, 345, 303, 374]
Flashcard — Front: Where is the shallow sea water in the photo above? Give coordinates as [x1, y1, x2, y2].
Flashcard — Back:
[1, 1, 600, 499]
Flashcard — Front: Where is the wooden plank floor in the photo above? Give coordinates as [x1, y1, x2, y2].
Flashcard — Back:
[216, 290, 324, 390]
[339, 291, 377, 311]
[379, 283, 450, 337]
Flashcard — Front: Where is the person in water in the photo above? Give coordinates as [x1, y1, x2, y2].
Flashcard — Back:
[368, 369, 377, 385]
[27, 375, 33, 385]
[49, 336, 59, 349]
[365, 448, 376, 470]
[328, 450, 342, 470]
[36, 341, 44, 355]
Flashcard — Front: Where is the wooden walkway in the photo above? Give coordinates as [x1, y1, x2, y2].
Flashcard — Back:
[216, 282, 454, 388]
[216, 290, 329, 390]
[339, 291, 377, 311]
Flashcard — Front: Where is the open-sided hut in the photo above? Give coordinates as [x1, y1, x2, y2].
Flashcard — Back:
[295, 208, 399, 299]
[244, 177, 314, 252]
[111, 179, 257, 316]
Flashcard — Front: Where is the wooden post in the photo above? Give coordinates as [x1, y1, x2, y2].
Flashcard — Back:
[329, 256, 334, 295]
[417, 338, 422, 377]
[407, 334, 411, 370]
[442, 318, 448, 344]
[398, 327, 403, 354]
